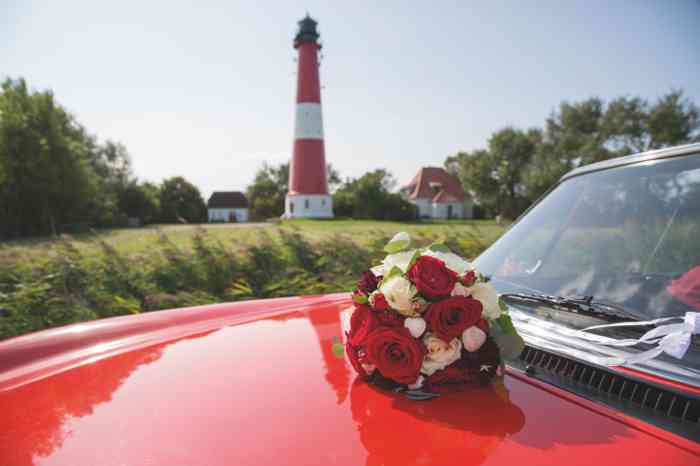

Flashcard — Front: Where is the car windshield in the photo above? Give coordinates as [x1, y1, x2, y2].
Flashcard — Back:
[474, 153, 700, 321]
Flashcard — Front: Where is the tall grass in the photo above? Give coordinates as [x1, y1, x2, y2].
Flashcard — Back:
[0, 226, 497, 340]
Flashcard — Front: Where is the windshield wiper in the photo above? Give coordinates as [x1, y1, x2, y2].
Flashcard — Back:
[500, 292, 640, 322]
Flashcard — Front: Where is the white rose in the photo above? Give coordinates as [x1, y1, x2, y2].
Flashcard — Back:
[379, 275, 417, 316]
[462, 326, 487, 352]
[404, 317, 426, 338]
[420, 333, 462, 376]
[421, 250, 473, 275]
[451, 282, 470, 297]
[469, 282, 502, 320]
[371, 249, 419, 277]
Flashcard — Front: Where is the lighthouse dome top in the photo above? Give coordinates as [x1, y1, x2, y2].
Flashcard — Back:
[294, 14, 320, 47]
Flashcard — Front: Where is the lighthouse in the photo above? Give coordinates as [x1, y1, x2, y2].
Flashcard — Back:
[284, 15, 333, 219]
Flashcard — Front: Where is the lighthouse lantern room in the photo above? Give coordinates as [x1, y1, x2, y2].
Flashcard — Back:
[284, 15, 333, 219]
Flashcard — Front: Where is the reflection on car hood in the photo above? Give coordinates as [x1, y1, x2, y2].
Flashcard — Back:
[0, 294, 698, 466]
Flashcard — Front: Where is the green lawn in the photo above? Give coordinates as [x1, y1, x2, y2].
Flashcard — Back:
[0, 219, 505, 265]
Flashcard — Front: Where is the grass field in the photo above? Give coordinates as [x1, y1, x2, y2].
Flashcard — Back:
[0, 219, 507, 340]
[0, 219, 505, 264]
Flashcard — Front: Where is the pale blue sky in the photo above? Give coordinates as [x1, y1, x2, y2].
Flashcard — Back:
[3, 1, 699, 197]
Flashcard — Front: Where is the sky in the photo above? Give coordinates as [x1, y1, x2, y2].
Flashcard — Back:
[3, 0, 700, 197]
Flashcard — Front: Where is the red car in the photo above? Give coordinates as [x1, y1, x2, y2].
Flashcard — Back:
[1, 144, 699, 465]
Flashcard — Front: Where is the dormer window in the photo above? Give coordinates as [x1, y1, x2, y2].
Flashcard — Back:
[429, 182, 443, 194]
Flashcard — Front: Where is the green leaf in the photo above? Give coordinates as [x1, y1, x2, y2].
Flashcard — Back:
[498, 297, 509, 313]
[383, 265, 404, 281]
[352, 293, 368, 304]
[407, 249, 422, 270]
[490, 318, 525, 361]
[427, 242, 451, 253]
[496, 313, 517, 335]
[495, 333, 525, 361]
[384, 232, 411, 253]
[332, 342, 345, 359]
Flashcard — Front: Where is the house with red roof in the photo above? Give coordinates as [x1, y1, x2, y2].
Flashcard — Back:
[402, 167, 472, 219]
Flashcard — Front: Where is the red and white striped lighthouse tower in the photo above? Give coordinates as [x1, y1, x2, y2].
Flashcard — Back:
[284, 15, 333, 218]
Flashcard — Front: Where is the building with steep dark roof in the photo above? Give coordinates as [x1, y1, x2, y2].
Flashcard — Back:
[207, 191, 249, 222]
[402, 167, 473, 219]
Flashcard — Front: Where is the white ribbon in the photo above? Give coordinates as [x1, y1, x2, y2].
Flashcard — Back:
[575, 312, 700, 366]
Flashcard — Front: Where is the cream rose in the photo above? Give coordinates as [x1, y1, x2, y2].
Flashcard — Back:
[469, 282, 502, 320]
[451, 281, 470, 297]
[420, 333, 462, 376]
[379, 275, 417, 316]
[371, 249, 418, 277]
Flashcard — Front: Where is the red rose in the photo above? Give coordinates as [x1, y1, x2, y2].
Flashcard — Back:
[455, 337, 501, 386]
[365, 327, 426, 385]
[476, 318, 489, 334]
[371, 292, 389, 311]
[346, 343, 373, 379]
[460, 270, 477, 286]
[375, 310, 404, 327]
[408, 255, 457, 300]
[357, 271, 380, 295]
[425, 364, 471, 386]
[348, 304, 379, 347]
[424, 296, 483, 341]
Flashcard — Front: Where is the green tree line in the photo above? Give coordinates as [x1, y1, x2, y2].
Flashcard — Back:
[245, 163, 417, 221]
[446, 91, 700, 219]
[0, 78, 208, 239]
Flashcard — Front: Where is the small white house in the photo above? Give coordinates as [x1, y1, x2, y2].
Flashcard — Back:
[402, 167, 473, 219]
[207, 191, 249, 222]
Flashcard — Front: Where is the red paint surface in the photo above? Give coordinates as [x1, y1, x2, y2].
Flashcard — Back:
[1, 294, 698, 466]
[289, 139, 328, 195]
[296, 41, 321, 103]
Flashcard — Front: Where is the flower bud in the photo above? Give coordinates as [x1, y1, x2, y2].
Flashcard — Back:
[462, 326, 487, 352]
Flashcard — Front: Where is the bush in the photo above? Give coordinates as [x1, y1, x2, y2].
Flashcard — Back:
[0, 226, 498, 340]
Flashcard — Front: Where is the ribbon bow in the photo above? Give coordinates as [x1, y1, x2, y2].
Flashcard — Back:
[576, 312, 700, 366]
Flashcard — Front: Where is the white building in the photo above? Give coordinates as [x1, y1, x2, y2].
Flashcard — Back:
[207, 192, 249, 222]
[402, 167, 473, 219]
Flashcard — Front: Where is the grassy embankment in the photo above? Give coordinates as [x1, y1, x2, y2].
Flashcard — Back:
[0, 219, 506, 340]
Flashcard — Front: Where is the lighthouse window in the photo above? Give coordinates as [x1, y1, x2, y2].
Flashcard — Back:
[305, 199, 310, 209]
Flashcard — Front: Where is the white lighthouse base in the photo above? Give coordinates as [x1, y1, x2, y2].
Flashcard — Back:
[283, 194, 334, 219]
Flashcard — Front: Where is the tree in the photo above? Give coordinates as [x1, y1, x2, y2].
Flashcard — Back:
[332, 169, 416, 220]
[159, 177, 206, 223]
[326, 163, 342, 192]
[447, 128, 539, 218]
[246, 162, 289, 220]
[0, 78, 99, 238]
[246, 162, 343, 220]
[118, 182, 160, 224]
[522, 91, 700, 201]
[647, 90, 700, 149]
[489, 128, 541, 218]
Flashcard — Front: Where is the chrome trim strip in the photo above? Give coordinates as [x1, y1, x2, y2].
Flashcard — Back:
[561, 143, 700, 181]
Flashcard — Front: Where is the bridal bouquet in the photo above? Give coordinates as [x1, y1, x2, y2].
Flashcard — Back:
[346, 232, 524, 395]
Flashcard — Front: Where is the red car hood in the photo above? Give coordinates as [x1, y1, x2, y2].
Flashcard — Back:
[0, 293, 697, 466]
